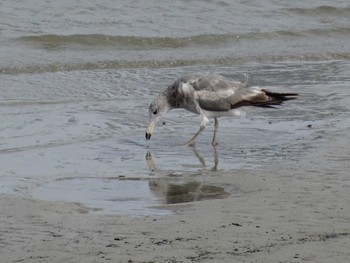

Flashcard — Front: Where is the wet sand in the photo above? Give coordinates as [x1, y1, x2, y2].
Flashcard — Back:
[1, 128, 349, 263]
[1, 1, 350, 261]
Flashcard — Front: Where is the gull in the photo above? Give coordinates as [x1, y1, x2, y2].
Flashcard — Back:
[145, 73, 298, 146]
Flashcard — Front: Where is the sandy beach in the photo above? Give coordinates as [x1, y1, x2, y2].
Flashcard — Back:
[2, 128, 349, 263]
[1, 1, 350, 262]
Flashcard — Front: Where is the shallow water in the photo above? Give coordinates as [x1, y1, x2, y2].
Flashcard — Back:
[1, 0, 349, 215]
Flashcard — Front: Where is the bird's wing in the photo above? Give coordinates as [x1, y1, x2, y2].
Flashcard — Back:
[189, 74, 247, 111]
[197, 86, 298, 112]
[196, 88, 239, 112]
[182, 73, 243, 92]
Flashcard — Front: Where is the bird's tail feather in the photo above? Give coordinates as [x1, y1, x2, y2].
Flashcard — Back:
[252, 89, 298, 108]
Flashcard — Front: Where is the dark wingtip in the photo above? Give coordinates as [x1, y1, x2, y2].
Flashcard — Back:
[261, 89, 298, 103]
[145, 132, 151, 140]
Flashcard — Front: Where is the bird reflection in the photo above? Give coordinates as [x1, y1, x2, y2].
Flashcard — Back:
[148, 179, 229, 204]
[145, 147, 229, 204]
[145, 151, 156, 172]
[190, 145, 219, 171]
[145, 145, 219, 172]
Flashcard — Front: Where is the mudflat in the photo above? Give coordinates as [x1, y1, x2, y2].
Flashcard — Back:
[1, 1, 350, 262]
[1, 129, 349, 263]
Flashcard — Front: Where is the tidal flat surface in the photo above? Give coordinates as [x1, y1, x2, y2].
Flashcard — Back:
[1, 61, 349, 215]
[0, 0, 349, 215]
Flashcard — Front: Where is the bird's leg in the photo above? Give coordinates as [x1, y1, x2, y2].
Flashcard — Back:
[212, 145, 219, 171]
[185, 114, 209, 146]
[212, 118, 219, 146]
[185, 125, 205, 146]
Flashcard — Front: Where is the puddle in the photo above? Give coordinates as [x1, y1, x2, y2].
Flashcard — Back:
[32, 177, 231, 216]
[149, 180, 230, 204]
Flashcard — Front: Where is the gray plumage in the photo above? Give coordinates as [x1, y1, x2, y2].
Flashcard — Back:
[146, 73, 298, 146]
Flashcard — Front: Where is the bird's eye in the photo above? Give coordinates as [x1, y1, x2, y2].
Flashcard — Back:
[153, 109, 158, 115]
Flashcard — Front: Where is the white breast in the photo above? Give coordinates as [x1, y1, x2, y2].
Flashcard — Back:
[202, 109, 243, 119]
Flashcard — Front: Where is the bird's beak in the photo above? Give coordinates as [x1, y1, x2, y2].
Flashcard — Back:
[145, 122, 155, 140]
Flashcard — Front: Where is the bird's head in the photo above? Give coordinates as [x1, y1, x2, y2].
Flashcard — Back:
[146, 93, 170, 140]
